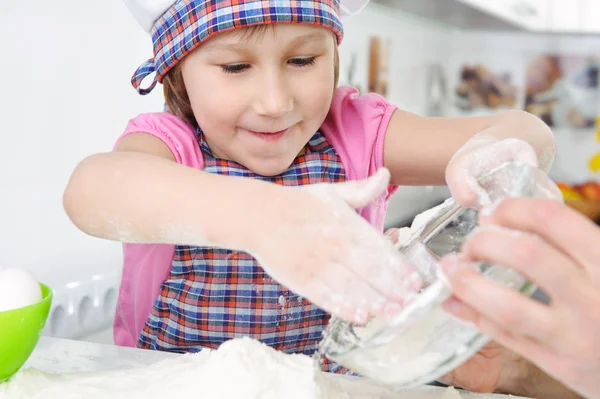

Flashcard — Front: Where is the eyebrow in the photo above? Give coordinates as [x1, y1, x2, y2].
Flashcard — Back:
[205, 31, 330, 55]
[287, 32, 331, 48]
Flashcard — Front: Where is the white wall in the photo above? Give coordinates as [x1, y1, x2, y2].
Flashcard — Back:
[0, 0, 167, 282]
[339, 3, 460, 115]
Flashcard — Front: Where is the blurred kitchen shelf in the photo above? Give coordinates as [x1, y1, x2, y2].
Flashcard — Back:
[372, 0, 527, 31]
[42, 270, 120, 341]
[30, 249, 123, 342]
[372, 0, 600, 35]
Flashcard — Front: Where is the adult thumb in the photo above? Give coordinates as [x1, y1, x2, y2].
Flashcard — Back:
[333, 168, 391, 209]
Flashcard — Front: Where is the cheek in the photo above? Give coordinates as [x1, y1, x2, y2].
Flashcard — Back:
[295, 63, 335, 120]
[304, 88, 333, 123]
[186, 74, 244, 129]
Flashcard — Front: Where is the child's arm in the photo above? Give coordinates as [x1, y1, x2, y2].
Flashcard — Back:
[382, 109, 557, 206]
[64, 133, 273, 248]
[64, 132, 419, 323]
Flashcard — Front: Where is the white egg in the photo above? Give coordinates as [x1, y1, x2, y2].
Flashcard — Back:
[0, 268, 42, 312]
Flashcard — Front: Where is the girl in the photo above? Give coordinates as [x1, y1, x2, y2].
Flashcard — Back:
[64, 0, 558, 371]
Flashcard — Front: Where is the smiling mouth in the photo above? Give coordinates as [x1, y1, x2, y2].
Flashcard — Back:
[246, 128, 290, 142]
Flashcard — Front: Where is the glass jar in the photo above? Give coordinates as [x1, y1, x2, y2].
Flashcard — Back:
[320, 161, 551, 389]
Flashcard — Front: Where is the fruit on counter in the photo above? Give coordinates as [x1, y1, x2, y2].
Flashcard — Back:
[589, 153, 600, 173]
[557, 182, 583, 200]
[0, 268, 42, 312]
[590, 128, 600, 172]
[580, 181, 600, 201]
[558, 181, 600, 220]
[558, 181, 600, 201]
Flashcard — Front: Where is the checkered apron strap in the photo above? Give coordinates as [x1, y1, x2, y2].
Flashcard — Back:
[132, 58, 158, 95]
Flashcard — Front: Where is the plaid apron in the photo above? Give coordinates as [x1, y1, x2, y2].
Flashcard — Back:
[138, 130, 347, 372]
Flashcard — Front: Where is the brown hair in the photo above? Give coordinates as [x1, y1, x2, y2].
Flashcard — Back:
[163, 26, 340, 127]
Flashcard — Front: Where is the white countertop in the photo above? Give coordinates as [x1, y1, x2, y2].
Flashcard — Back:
[25, 336, 179, 375]
[18, 337, 527, 399]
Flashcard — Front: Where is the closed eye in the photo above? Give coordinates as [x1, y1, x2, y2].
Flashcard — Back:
[221, 63, 250, 74]
[288, 57, 316, 67]
[220, 57, 316, 74]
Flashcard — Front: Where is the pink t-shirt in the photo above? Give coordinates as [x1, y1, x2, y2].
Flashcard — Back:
[113, 86, 398, 347]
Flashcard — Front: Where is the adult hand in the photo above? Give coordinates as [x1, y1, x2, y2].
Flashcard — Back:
[438, 341, 528, 393]
[440, 198, 599, 399]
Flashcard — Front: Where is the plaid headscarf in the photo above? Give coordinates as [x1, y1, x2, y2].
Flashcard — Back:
[131, 0, 344, 95]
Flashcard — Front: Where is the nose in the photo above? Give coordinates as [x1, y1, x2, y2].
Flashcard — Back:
[253, 70, 294, 118]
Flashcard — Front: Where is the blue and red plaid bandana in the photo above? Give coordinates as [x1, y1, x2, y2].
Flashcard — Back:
[132, 0, 344, 95]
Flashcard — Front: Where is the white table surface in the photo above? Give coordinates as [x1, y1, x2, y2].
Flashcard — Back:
[25, 336, 179, 374]
[20, 337, 528, 399]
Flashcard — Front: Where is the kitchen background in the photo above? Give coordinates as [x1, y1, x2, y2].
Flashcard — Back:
[1, 0, 598, 345]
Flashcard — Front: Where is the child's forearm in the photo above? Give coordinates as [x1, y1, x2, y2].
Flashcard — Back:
[63, 151, 276, 249]
[384, 109, 556, 187]
[480, 110, 556, 172]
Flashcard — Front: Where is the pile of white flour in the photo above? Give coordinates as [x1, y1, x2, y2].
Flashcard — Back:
[0, 337, 466, 399]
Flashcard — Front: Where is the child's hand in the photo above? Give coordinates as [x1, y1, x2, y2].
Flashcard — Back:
[249, 168, 421, 324]
[445, 134, 560, 209]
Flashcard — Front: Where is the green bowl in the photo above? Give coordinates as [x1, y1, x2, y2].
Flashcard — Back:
[0, 283, 53, 383]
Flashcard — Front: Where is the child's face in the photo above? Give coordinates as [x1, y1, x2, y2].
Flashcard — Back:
[181, 24, 337, 176]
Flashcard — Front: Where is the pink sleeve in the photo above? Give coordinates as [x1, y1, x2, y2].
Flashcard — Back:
[321, 86, 396, 185]
[116, 112, 204, 170]
[112, 112, 203, 348]
[321, 86, 398, 232]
